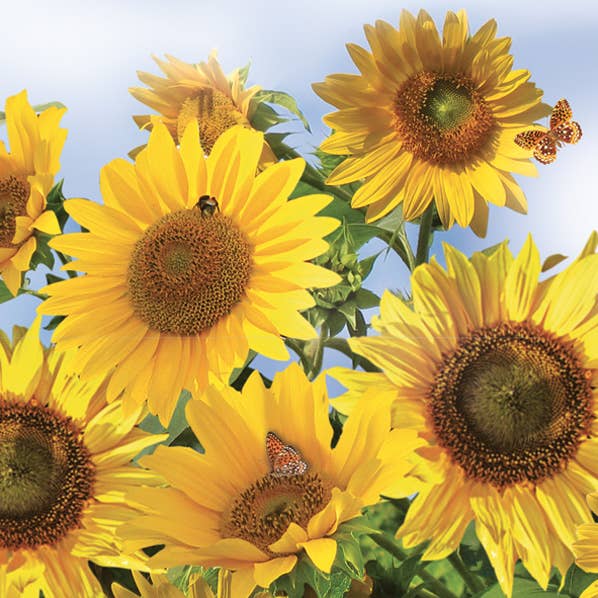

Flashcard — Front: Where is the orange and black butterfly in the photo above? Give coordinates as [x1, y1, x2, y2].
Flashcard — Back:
[265, 432, 308, 477]
[514, 99, 582, 165]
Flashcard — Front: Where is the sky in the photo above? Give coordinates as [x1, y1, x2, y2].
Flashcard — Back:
[1, 0, 597, 392]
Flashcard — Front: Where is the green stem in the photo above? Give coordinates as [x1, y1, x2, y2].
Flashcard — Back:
[447, 552, 485, 594]
[322, 337, 381, 372]
[414, 205, 435, 267]
[370, 534, 458, 598]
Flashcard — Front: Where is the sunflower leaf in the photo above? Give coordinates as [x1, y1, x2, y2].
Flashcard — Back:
[0, 280, 26, 303]
[561, 563, 598, 598]
[255, 89, 311, 132]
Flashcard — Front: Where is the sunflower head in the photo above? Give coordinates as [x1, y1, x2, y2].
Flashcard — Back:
[118, 363, 423, 597]
[0, 317, 165, 597]
[38, 123, 341, 425]
[0, 90, 66, 294]
[340, 233, 598, 596]
[129, 52, 279, 165]
[313, 9, 551, 234]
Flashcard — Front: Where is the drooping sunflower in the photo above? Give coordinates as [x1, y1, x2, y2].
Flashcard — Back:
[0, 90, 66, 294]
[38, 123, 340, 425]
[118, 363, 423, 597]
[333, 233, 598, 596]
[130, 52, 274, 162]
[0, 317, 165, 598]
[312, 9, 550, 234]
[573, 493, 598, 598]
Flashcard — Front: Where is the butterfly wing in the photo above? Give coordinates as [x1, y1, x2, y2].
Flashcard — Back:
[553, 121, 582, 144]
[266, 432, 308, 477]
[514, 129, 546, 150]
[533, 135, 558, 164]
[550, 98, 573, 129]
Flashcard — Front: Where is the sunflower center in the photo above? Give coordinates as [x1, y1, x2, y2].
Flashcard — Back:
[127, 208, 253, 335]
[0, 175, 30, 247]
[222, 472, 332, 555]
[393, 72, 495, 165]
[0, 400, 95, 550]
[177, 89, 241, 152]
[429, 322, 593, 488]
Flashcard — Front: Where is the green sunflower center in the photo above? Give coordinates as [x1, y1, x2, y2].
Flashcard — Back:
[429, 322, 594, 488]
[222, 472, 332, 555]
[393, 72, 495, 165]
[127, 207, 254, 336]
[0, 400, 95, 550]
[0, 174, 30, 247]
[176, 88, 241, 152]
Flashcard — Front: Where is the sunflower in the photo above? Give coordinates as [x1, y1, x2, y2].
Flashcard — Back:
[335, 233, 598, 596]
[38, 123, 340, 425]
[573, 493, 598, 598]
[130, 52, 274, 162]
[118, 363, 423, 597]
[0, 90, 66, 294]
[0, 317, 166, 598]
[112, 571, 217, 598]
[312, 9, 550, 234]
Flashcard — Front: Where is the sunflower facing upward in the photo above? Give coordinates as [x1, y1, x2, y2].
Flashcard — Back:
[0, 90, 66, 295]
[0, 318, 165, 598]
[332, 233, 598, 597]
[130, 52, 275, 162]
[118, 363, 424, 597]
[313, 9, 550, 235]
[38, 123, 340, 425]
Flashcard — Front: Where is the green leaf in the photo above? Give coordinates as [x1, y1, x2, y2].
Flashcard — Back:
[357, 254, 378, 279]
[45, 273, 64, 285]
[541, 253, 568, 272]
[0, 280, 24, 303]
[251, 101, 287, 131]
[480, 577, 566, 597]
[43, 315, 65, 331]
[355, 288, 380, 309]
[46, 179, 69, 230]
[255, 89, 311, 132]
[561, 563, 598, 598]
[137, 390, 194, 460]
[0, 101, 65, 124]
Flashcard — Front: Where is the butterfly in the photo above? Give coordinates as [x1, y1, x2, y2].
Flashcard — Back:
[265, 432, 308, 477]
[514, 98, 582, 165]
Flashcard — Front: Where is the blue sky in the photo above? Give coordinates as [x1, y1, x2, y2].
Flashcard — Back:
[1, 0, 597, 390]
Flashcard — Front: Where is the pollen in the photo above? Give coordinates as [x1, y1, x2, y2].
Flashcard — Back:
[393, 72, 495, 165]
[0, 175, 30, 247]
[176, 88, 242, 152]
[0, 399, 95, 550]
[127, 208, 254, 336]
[428, 322, 594, 488]
[222, 472, 332, 555]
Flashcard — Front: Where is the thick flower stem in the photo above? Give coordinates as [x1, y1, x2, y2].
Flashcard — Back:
[447, 552, 485, 594]
[370, 534, 458, 598]
[414, 204, 435, 268]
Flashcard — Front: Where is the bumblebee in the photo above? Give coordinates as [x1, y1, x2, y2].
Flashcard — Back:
[197, 195, 219, 216]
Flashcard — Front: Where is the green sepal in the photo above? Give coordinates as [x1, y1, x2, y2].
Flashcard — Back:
[29, 232, 55, 270]
[251, 101, 287, 132]
[45, 179, 69, 230]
